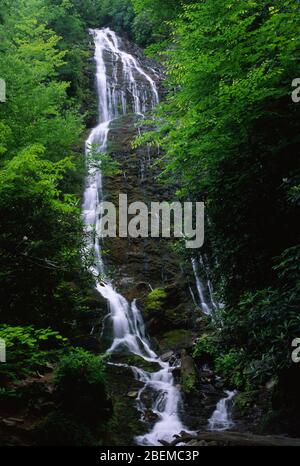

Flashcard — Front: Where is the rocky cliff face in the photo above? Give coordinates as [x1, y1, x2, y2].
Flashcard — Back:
[103, 111, 197, 352]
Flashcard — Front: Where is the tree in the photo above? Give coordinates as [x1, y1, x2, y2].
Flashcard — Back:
[0, 145, 89, 328]
[142, 0, 300, 388]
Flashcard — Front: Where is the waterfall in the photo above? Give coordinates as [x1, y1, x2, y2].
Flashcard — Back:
[83, 28, 186, 446]
[191, 257, 211, 315]
[192, 255, 236, 431]
[191, 253, 224, 316]
[208, 390, 236, 431]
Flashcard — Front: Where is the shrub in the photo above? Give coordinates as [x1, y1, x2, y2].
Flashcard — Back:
[215, 349, 247, 389]
[54, 348, 110, 424]
[193, 333, 217, 359]
[0, 325, 67, 383]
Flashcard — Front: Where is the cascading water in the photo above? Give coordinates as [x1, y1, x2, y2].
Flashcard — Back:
[83, 27, 186, 446]
[191, 257, 211, 315]
[191, 257, 237, 430]
[191, 254, 224, 316]
[208, 390, 236, 431]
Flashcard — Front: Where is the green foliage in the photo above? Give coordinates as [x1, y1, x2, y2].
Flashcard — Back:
[131, 0, 188, 48]
[215, 350, 247, 390]
[54, 348, 110, 424]
[0, 0, 111, 446]
[182, 371, 197, 393]
[191, 249, 300, 393]
[138, 0, 300, 392]
[144, 288, 167, 312]
[216, 246, 300, 389]
[0, 325, 67, 382]
[0, 145, 91, 327]
[0, 1, 94, 332]
[233, 391, 262, 417]
[0, 1, 83, 161]
[151, 0, 300, 301]
[193, 333, 216, 359]
[47, 0, 135, 39]
[55, 347, 106, 387]
[99, 0, 135, 37]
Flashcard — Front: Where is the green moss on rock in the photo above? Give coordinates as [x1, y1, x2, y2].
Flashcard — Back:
[144, 288, 167, 313]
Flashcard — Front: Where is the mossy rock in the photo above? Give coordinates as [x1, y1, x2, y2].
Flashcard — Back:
[156, 329, 194, 352]
[181, 349, 198, 393]
[144, 288, 167, 314]
[105, 364, 147, 445]
[106, 395, 146, 446]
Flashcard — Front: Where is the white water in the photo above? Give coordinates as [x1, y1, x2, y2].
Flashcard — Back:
[83, 28, 185, 446]
[191, 257, 211, 315]
[208, 390, 236, 431]
[191, 254, 224, 316]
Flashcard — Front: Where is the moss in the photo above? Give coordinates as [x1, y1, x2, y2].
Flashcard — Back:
[106, 396, 146, 446]
[144, 288, 167, 313]
[181, 349, 198, 393]
[182, 371, 197, 393]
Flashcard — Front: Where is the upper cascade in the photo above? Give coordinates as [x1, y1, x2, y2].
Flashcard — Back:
[83, 28, 161, 271]
[90, 27, 159, 122]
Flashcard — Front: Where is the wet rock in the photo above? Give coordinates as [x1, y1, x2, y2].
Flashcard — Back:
[186, 439, 203, 446]
[182, 431, 300, 446]
[101, 109, 195, 342]
[110, 354, 161, 373]
[143, 410, 159, 423]
[155, 329, 194, 353]
[180, 365, 227, 431]
[160, 351, 175, 362]
[127, 391, 138, 398]
[84, 288, 108, 311]
[215, 380, 225, 389]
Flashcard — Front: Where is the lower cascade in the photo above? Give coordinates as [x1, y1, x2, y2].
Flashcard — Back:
[83, 27, 186, 446]
[208, 390, 236, 432]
